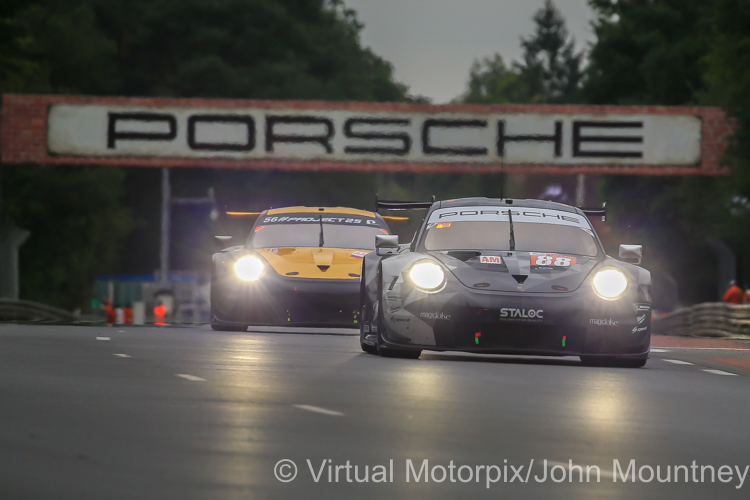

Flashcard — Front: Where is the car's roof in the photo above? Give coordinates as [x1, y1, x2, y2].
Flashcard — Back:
[266, 206, 379, 217]
[435, 197, 579, 214]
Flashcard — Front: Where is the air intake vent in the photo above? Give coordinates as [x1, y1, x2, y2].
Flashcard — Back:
[512, 274, 528, 284]
[317, 265, 330, 272]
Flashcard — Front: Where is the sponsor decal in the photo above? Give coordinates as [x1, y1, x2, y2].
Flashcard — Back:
[351, 251, 368, 258]
[637, 315, 646, 324]
[480, 255, 504, 265]
[268, 248, 279, 254]
[436, 222, 452, 229]
[430, 207, 584, 227]
[530, 253, 576, 267]
[590, 318, 619, 326]
[390, 317, 410, 324]
[260, 214, 384, 227]
[500, 308, 544, 320]
[631, 326, 649, 334]
[419, 312, 452, 321]
[254, 225, 265, 231]
[636, 304, 651, 311]
[363, 324, 370, 333]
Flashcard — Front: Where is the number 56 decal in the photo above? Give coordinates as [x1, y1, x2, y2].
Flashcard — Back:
[531, 253, 577, 267]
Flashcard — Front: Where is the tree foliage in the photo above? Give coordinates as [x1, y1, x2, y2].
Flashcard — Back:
[462, 0, 583, 104]
[0, 0, 413, 310]
[584, 0, 750, 301]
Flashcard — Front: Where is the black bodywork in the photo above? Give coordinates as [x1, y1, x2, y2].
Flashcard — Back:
[360, 198, 651, 366]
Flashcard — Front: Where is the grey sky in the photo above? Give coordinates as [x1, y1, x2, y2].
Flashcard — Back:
[342, 0, 596, 103]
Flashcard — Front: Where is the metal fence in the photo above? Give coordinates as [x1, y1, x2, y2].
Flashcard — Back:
[653, 302, 750, 339]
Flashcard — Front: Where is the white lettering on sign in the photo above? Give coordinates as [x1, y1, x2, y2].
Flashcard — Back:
[46, 105, 703, 165]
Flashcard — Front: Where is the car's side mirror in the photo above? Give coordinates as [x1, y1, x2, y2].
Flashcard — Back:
[215, 235, 233, 249]
[619, 244, 642, 264]
[376, 234, 399, 256]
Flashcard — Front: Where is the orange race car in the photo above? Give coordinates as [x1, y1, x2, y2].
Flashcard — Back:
[210, 206, 398, 330]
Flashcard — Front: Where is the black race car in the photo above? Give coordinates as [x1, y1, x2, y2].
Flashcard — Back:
[360, 197, 651, 367]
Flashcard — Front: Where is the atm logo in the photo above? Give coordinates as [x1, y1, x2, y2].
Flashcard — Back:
[480, 256, 503, 265]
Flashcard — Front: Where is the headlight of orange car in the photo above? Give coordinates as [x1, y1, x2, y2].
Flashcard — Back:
[234, 255, 265, 281]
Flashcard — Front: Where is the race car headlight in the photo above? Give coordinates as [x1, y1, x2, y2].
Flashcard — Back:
[408, 260, 446, 292]
[592, 268, 628, 300]
[234, 255, 264, 281]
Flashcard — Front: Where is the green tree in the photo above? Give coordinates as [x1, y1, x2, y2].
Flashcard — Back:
[461, 0, 582, 104]
[583, 0, 750, 302]
[585, 0, 710, 105]
[2, 166, 133, 310]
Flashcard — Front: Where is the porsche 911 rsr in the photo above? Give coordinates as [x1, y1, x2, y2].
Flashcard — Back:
[211, 206, 391, 330]
[360, 198, 651, 367]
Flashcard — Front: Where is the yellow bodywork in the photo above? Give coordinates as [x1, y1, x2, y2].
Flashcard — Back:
[256, 247, 367, 280]
[253, 206, 380, 280]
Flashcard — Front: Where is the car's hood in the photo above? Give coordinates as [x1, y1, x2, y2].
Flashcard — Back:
[431, 250, 600, 292]
[256, 247, 368, 280]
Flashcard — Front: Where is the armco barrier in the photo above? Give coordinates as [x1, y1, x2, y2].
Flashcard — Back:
[0, 298, 77, 323]
[653, 302, 750, 339]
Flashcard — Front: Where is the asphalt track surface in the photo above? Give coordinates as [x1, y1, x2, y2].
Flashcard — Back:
[1, 324, 750, 500]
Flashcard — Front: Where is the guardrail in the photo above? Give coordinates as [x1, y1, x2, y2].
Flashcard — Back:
[0, 298, 77, 323]
[653, 302, 750, 339]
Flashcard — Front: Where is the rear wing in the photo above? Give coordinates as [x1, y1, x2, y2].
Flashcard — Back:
[375, 194, 435, 212]
[579, 203, 607, 222]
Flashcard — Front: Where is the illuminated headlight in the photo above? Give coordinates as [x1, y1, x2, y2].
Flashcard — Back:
[408, 260, 446, 292]
[234, 255, 264, 281]
[592, 268, 628, 300]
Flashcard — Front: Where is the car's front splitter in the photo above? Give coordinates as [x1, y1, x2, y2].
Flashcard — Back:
[212, 274, 360, 327]
[379, 285, 650, 357]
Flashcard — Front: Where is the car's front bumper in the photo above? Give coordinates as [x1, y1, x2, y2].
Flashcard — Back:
[212, 273, 360, 327]
[379, 283, 650, 358]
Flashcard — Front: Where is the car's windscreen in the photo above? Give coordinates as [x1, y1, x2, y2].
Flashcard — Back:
[423, 207, 599, 256]
[250, 213, 389, 250]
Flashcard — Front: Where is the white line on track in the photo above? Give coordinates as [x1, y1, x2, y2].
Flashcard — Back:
[113, 353, 131, 358]
[650, 348, 670, 353]
[176, 374, 206, 382]
[663, 359, 694, 365]
[294, 404, 345, 417]
[702, 369, 738, 376]
[96, 337, 111, 341]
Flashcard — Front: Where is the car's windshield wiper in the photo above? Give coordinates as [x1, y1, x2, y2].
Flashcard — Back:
[506, 209, 515, 251]
[318, 214, 325, 247]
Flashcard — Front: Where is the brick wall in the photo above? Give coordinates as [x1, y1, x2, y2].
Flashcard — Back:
[0, 94, 734, 175]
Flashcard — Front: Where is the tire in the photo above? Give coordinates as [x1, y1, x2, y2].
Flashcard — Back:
[360, 305, 378, 354]
[211, 322, 248, 332]
[359, 265, 379, 354]
[210, 308, 248, 332]
[580, 356, 647, 368]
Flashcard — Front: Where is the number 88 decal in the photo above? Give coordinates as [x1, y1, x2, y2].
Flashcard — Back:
[532, 254, 576, 267]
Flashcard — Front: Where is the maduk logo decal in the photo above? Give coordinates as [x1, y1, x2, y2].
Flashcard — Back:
[590, 318, 619, 326]
[419, 312, 452, 320]
[500, 308, 543, 320]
